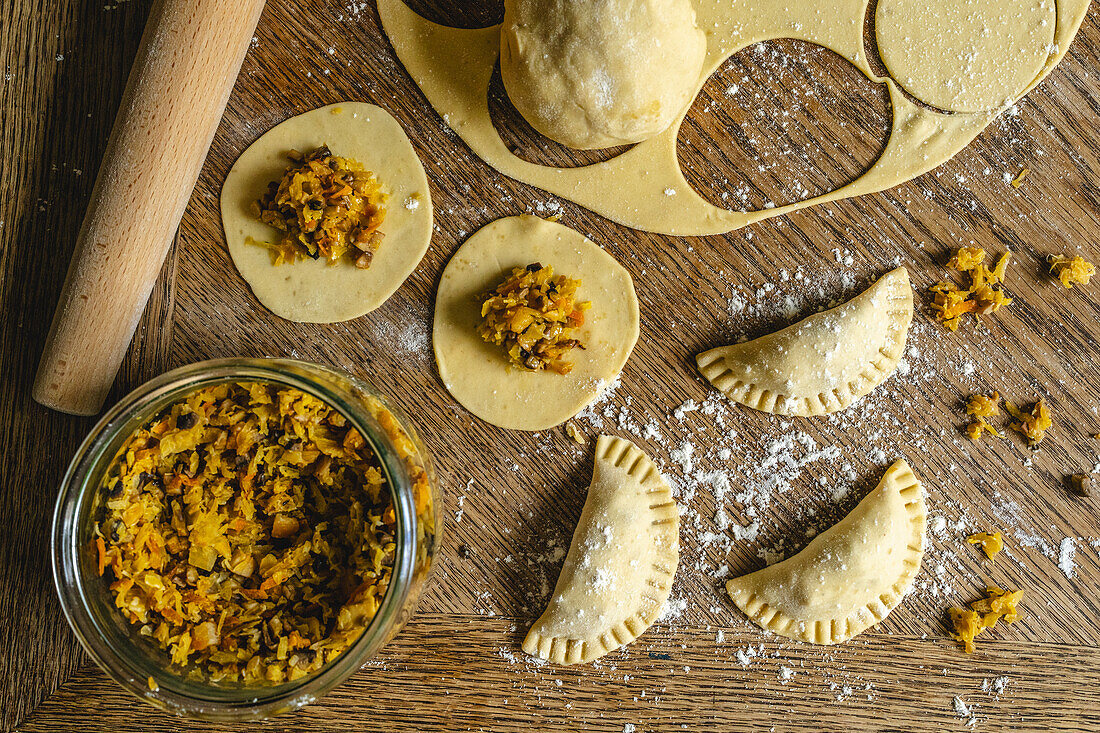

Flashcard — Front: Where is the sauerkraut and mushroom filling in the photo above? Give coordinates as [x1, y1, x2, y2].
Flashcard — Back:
[477, 263, 591, 374]
[250, 145, 387, 269]
[93, 382, 395, 685]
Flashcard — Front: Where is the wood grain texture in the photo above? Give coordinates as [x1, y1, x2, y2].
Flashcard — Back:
[4, 0, 1100, 730]
[0, 0, 164, 728]
[18, 617, 1100, 732]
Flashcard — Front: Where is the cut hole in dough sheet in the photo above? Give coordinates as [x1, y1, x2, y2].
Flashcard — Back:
[433, 216, 639, 431]
[876, 0, 1056, 113]
[221, 103, 433, 323]
[696, 267, 912, 416]
[378, 0, 1088, 235]
[726, 459, 926, 645]
[523, 436, 679, 664]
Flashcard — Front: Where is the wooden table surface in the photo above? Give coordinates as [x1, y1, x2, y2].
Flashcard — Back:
[4, 1, 1100, 731]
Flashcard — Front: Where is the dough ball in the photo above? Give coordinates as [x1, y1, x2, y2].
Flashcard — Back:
[501, 0, 707, 150]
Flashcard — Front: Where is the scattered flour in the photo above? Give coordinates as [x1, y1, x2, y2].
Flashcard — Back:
[1058, 537, 1077, 579]
[953, 695, 974, 723]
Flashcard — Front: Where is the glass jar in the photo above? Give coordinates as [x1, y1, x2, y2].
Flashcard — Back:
[51, 358, 439, 720]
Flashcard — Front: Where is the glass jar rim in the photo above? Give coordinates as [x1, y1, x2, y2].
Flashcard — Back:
[51, 358, 423, 720]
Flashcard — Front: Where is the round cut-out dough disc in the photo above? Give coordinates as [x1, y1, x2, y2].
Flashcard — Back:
[433, 216, 639, 431]
[876, 0, 1056, 113]
[221, 102, 433, 323]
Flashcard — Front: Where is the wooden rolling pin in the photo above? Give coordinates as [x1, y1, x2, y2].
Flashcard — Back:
[33, 0, 266, 415]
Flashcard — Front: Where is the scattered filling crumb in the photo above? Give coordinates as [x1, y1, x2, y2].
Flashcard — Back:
[1047, 254, 1095, 289]
[95, 382, 396, 684]
[966, 531, 1003, 562]
[250, 145, 387, 269]
[477, 263, 590, 374]
[964, 391, 1002, 440]
[1004, 398, 1052, 449]
[1009, 168, 1030, 188]
[930, 247, 1012, 331]
[565, 421, 586, 445]
[948, 586, 1024, 653]
[1068, 473, 1091, 498]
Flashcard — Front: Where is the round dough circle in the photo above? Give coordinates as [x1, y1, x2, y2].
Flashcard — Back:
[433, 216, 639, 431]
[221, 102, 433, 322]
[500, 0, 707, 150]
[875, 0, 1055, 113]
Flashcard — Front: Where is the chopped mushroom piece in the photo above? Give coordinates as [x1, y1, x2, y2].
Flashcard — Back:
[1005, 398, 1052, 448]
[1048, 254, 1095, 289]
[931, 248, 1012, 331]
[966, 531, 1003, 562]
[1068, 473, 1092, 498]
[949, 586, 1024, 653]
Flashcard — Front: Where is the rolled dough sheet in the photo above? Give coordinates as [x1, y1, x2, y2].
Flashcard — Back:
[433, 216, 639, 431]
[221, 102, 433, 322]
[378, 0, 1088, 236]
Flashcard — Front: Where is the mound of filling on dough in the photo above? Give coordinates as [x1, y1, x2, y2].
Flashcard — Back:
[1048, 254, 1095, 289]
[94, 381, 395, 685]
[930, 247, 1012, 330]
[250, 145, 387, 269]
[948, 586, 1024, 653]
[477, 263, 591, 374]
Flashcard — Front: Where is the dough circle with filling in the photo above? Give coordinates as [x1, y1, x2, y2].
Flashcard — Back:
[433, 216, 639, 431]
[876, 0, 1056, 113]
[221, 102, 433, 323]
[501, 0, 707, 149]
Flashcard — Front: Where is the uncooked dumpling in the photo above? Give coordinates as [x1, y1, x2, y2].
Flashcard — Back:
[501, 0, 706, 150]
[523, 436, 679, 664]
[696, 267, 913, 416]
[726, 459, 926, 645]
[433, 216, 639, 431]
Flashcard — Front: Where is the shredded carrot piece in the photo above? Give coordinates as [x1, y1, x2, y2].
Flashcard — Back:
[964, 391, 1002, 440]
[949, 586, 1024, 653]
[966, 531, 1004, 562]
[96, 536, 107, 577]
[1048, 254, 1095, 289]
[931, 248, 1012, 331]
